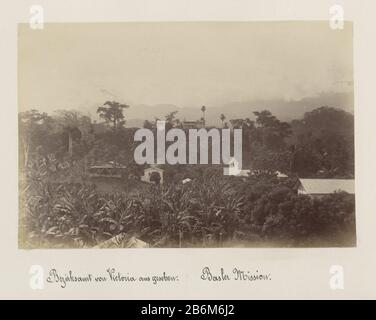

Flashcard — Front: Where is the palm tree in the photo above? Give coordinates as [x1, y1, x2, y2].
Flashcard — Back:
[220, 114, 226, 127]
[201, 105, 206, 123]
[54, 110, 90, 158]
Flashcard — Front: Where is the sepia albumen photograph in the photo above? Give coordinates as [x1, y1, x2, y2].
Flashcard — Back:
[18, 22, 355, 249]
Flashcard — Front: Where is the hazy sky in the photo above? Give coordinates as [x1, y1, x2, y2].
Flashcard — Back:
[18, 22, 353, 113]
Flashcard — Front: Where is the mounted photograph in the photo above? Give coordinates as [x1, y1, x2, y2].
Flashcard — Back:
[18, 21, 355, 249]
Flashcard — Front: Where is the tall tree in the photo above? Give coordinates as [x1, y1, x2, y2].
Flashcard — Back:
[201, 105, 206, 123]
[253, 110, 291, 149]
[165, 111, 181, 130]
[220, 114, 226, 127]
[290, 107, 354, 177]
[97, 101, 129, 129]
[253, 110, 278, 128]
[54, 110, 90, 158]
[229, 118, 255, 154]
[19, 109, 49, 167]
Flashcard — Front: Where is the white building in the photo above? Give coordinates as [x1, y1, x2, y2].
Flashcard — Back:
[293, 178, 355, 198]
[226, 157, 250, 176]
[141, 165, 164, 184]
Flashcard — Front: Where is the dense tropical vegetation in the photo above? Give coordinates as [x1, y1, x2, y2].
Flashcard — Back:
[18, 102, 356, 248]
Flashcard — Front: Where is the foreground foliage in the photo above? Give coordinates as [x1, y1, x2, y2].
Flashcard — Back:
[20, 163, 356, 248]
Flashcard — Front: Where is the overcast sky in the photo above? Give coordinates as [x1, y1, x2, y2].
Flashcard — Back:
[18, 21, 353, 113]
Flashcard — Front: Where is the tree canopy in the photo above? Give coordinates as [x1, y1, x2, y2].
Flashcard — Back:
[97, 101, 129, 129]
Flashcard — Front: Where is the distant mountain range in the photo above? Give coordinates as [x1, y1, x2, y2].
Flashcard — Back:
[85, 91, 353, 128]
